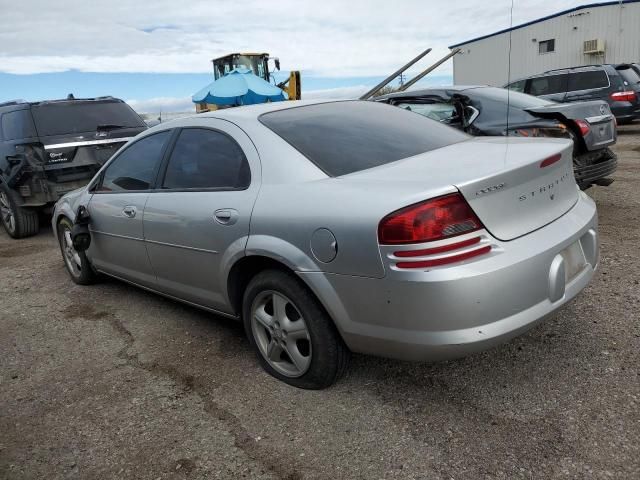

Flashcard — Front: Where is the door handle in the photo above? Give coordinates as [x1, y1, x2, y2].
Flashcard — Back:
[122, 205, 137, 218]
[214, 208, 239, 225]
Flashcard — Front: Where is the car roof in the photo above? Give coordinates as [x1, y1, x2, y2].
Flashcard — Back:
[197, 99, 337, 121]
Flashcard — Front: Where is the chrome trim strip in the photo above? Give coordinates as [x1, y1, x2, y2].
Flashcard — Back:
[90, 229, 144, 242]
[585, 114, 613, 124]
[44, 137, 134, 150]
[144, 238, 219, 254]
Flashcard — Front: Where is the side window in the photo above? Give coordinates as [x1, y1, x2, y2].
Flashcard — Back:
[568, 71, 609, 91]
[97, 130, 171, 192]
[1, 110, 37, 141]
[506, 80, 526, 93]
[162, 128, 250, 190]
[529, 74, 567, 96]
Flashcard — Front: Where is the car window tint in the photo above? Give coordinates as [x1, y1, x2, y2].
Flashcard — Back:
[396, 102, 456, 122]
[529, 74, 567, 96]
[98, 130, 170, 192]
[567, 71, 609, 91]
[162, 128, 250, 190]
[260, 101, 468, 177]
[31, 101, 146, 137]
[1, 110, 37, 141]
[616, 67, 640, 86]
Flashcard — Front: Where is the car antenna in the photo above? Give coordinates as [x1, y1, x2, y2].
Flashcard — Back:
[506, 0, 514, 137]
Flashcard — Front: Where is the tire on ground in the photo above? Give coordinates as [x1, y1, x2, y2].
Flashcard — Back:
[242, 269, 350, 389]
[57, 216, 99, 285]
[0, 183, 39, 238]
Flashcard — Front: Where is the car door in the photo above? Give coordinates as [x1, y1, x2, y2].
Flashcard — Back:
[143, 121, 260, 312]
[87, 129, 172, 285]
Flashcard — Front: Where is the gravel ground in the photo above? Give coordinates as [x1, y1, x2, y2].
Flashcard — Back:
[1, 125, 639, 480]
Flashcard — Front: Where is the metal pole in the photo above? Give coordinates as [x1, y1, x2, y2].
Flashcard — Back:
[398, 48, 461, 92]
[359, 48, 432, 100]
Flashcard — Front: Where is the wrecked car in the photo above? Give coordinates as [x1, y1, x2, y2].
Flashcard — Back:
[0, 96, 147, 238]
[377, 86, 617, 189]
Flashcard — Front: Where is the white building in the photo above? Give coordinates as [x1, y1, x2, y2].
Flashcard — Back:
[450, 0, 640, 86]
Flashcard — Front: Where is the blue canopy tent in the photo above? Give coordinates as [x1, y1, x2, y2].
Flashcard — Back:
[192, 67, 286, 107]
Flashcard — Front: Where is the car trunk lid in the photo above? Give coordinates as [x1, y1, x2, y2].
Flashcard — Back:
[525, 100, 616, 150]
[343, 137, 579, 241]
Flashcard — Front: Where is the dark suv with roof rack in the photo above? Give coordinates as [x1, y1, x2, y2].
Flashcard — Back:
[0, 96, 147, 238]
[505, 64, 640, 124]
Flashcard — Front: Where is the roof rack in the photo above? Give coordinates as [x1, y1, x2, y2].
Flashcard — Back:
[544, 64, 604, 73]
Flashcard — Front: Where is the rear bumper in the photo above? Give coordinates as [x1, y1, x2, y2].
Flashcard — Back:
[300, 192, 598, 361]
[574, 150, 617, 188]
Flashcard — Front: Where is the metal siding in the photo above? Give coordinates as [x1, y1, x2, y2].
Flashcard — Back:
[453, 2, 640, 85]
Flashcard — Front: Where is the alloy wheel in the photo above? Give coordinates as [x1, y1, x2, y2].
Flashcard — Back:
[251, 290, 312, 378]
[0, 191, 15, 234]
[61, 225, 82, 277]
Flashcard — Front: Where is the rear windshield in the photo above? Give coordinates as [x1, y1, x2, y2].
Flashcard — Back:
[467, 87, 555, 108]
[616, 67, 640, 86]
[31, 101, 145, 137]
[259, 101, 468, 177]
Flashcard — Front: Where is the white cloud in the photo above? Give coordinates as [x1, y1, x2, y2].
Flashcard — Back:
[0, 0, 588, 76]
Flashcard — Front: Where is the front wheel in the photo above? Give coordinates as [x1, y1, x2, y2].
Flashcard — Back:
[243, 269, 350, 389]
[57, 217, 98, 285]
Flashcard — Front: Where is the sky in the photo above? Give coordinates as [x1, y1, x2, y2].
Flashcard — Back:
[0, 0, 590, 112]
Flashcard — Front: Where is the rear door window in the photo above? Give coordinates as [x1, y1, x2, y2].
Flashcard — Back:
[567, 71, 609, 91]
[1, 110, 37, 141]
[161, 128, 250, 190]
[529, 74, 567, 96]
[97, 130, 171, 192]
[259, 101, 468, 177]
[31, 101, 146, 137]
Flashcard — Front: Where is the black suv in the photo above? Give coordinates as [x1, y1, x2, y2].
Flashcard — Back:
[506, 64, 640, 124]
[0, 96, 147, 238]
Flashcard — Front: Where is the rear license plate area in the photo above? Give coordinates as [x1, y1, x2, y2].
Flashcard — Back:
[561, 240, 587, 282]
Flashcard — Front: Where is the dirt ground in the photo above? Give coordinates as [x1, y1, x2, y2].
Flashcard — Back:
[1, 124, 639, 480]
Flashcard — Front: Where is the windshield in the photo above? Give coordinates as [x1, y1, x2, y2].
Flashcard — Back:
[260, 101, 468, 177]
[31, 101, 145, 137]
[468, 87, 555, 108]
[214, 55, 268, 80]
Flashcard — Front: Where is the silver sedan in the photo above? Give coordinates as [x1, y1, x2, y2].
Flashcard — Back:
[53, 100, 598, 389]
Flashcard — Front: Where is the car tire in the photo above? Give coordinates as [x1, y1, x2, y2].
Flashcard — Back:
[56, 217, 98, 285]
[242, 269, 350, 389]
[0, 183, 39, 238]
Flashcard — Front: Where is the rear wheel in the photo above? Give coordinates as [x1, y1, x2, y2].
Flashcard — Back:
[57, 217, 98, 285]
[243, 269, 350, 389]
[0, 183, 39, 238]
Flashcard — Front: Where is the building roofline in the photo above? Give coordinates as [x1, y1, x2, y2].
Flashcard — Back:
[449, 0, 640, 48]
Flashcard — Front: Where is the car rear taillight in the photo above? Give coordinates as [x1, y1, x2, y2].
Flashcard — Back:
[574, 120, 591, 137]
[378, 193, 483, 245]
[610, 91, 637, 102]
